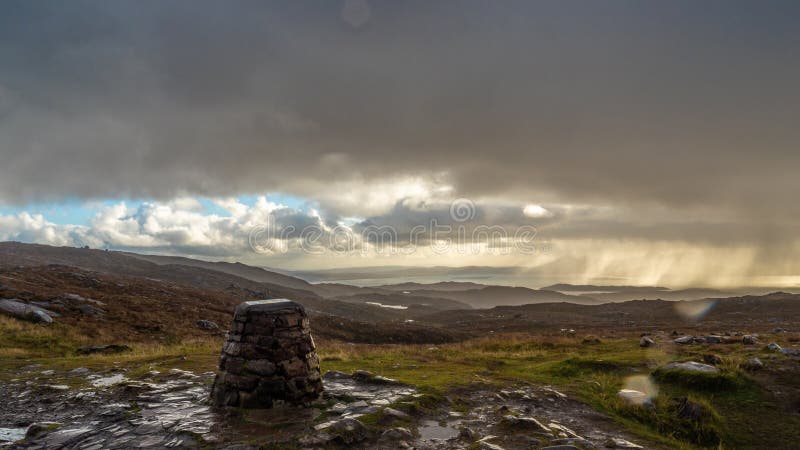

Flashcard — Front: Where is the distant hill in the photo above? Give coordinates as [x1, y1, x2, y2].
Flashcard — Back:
[124, 252, 314, 291]
[332, 292, 471, 311]
[582, 287, 733, 302]
[0, 242, 407, 322]
[543, 283, 670, 293]
[377, 281, 487, 292]
[403, 286, 602, 308]
[0, 264, 462, 346]
[417, 291, 800, 334]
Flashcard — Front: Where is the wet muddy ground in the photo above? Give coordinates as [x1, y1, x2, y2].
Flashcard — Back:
[1, 365, 649, 449]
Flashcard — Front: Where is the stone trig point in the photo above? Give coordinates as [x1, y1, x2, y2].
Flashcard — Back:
[211, 299, 323, 408]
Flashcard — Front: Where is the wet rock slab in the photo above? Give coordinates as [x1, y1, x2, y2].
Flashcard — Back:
[411, 385, 647, 450]
[0, 368, 419, 449]
[1, 365, 649, 449]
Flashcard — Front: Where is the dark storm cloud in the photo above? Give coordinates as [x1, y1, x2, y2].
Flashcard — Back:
[1, 0, 799, 228]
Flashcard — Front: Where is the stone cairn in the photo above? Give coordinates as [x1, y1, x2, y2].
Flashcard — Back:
[211, 299, 323, 408]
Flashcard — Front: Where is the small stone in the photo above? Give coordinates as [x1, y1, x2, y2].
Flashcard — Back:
[742, 357, 764, 371]
[742, 335, 759, 345]
[323, 370, 350, 380]
[767, 343, 783, 352]
[326, 418, 368, 444]
[582, 335, 601, 345]
[674, 397, 709, 421]
[373, 375, 400, 384]
[704, 335, 722, 344]
[352, 370, 375, 381]
[499, 414, 549, 432]
[617, 389, 649, 405]
[380, 427, 413, 441]
[68, 367, 90, 376]
[196, 320, 219, 330]
[380, 407, 410, 422]
[605, 437, 643, 448]
[662, 361, 719, 373]
[25, 422, 63, 439]
[480, 442, 506, 450]
[329, 403, 348, 414]
[639, 336, 655, 348]
[703, 354, 723, 365]
[551, 438, 595, 448]
[673, 336, 695, 345]
[245, 359, 276, 376]
[458, 426, 477, 440]
[780, 348, 800, 356]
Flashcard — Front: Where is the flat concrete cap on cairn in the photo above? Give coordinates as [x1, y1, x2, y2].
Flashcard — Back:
[234, 299, 303, 319]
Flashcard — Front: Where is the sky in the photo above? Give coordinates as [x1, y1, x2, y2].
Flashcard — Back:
[1, 1, 800, 287]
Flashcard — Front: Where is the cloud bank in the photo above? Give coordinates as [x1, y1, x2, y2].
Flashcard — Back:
[1, 1, 799, 285]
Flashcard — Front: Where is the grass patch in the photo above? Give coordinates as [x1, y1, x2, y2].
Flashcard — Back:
[652, 368, 745, 392]
[3, 330, 799, 449]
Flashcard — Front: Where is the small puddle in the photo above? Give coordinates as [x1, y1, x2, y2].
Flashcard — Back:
[90, 373, 128, 387]
[418, 419, 462, 441]
[0, 427, 27, 444]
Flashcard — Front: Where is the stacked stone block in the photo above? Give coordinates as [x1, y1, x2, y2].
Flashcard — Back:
[211, 299, 323, 408]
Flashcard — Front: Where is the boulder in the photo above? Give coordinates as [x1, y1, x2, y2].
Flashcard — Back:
[673, 335, 695, 345]
[639, 336, 655, 348]
[0, 299, 54, 324]
[704, 335, 723, 344]
[662, 361, 719, 373]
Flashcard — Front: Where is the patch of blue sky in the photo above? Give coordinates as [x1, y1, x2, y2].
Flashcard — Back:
[0, 193, 312, 225]
[0, 198, 143, 226]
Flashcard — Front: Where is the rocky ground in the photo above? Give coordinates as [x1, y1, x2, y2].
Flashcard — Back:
[0, 365, 648, 449]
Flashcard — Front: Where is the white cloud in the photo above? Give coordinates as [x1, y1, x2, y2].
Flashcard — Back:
[523, 204, 552, 218]
[0, 212, 84, 246]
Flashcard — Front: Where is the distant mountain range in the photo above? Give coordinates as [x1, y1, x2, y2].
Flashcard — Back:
[0, 242, 790, 313]
[2, 241, 799, 344]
